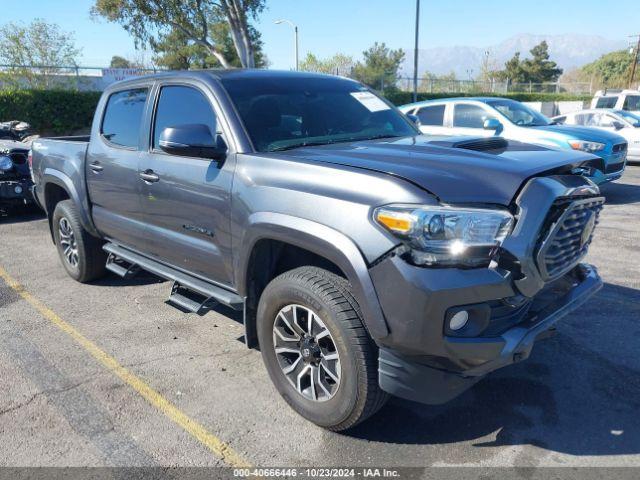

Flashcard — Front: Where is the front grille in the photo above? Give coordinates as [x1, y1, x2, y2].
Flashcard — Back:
[612, 143, 627, 153]
[535, 196, 604, 281]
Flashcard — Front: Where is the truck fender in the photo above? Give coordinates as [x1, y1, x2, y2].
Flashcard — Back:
[236, 212, 389, 340]
[42, 168, 99, 238]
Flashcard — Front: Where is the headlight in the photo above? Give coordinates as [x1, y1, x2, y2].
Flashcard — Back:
[568, 140, 605, 153]
[374, 204, 514, 267]
[0, 155, 13, 172]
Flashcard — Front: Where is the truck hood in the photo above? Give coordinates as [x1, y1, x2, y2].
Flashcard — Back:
[530, 124, 626, 144]
[277, 135, 597, 205]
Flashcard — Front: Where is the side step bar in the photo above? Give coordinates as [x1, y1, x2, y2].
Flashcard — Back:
[103, 243, 244, 311]
[105, 253, 140, 279]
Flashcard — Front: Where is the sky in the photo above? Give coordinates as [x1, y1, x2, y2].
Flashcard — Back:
[2, 0, 639, 69]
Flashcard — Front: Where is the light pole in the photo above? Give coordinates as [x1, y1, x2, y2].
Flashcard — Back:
[275, 19, 299, 71]
[412, 0, 420, 103]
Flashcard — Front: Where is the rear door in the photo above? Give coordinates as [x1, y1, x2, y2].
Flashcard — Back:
[138, 82, 235, 286]
[413, 104, 448, 135]
[86, 87, 150, 248]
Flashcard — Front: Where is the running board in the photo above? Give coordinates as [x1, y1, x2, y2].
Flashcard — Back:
[103, 243, 244, 311]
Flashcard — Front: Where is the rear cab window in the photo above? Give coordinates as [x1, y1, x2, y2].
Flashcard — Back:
[101, 88, 148, 148]
[416, 105, 445, 126]
[595, 96, 617, 109]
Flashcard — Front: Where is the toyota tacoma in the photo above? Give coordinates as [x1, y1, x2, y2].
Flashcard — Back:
[31, 70, 604, 431]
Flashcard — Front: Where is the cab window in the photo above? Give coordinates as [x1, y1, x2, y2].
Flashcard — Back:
[415, 105, 445, 126]
[453, 104, 491, 128]
[623, 95, 640, 111]
[101, 88, 148, 148]
[595, 96, 617, 108]
[153, 85, 217, 149]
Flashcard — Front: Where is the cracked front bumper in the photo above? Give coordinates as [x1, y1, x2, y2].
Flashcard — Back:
[376, 263, 601, 405]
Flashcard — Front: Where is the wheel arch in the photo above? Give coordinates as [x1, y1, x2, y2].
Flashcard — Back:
[42, 169, 99, 240]
[237, 212, 389, 348]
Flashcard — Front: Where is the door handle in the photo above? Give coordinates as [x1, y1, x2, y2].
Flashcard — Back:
[89, 162, 103, 172]
[139, 170, 160, 183]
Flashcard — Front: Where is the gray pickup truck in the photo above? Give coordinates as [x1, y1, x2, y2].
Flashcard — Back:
[31, 70, 605, 431]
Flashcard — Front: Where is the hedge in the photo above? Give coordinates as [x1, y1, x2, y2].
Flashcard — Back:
[0, 88, 591, 136]
[0, 89, 101, 135]
[385, 90, 591, 106]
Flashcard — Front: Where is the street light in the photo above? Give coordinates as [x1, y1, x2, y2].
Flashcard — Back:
[275, 19, 299, 71]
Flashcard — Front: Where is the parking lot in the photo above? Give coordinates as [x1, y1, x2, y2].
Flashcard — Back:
[1, 167, 639, 469]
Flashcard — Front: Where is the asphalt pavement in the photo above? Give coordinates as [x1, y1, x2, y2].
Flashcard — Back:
[1, 167, 639, 470]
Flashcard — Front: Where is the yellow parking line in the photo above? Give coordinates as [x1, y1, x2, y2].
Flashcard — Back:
[0, 265, 250, 468]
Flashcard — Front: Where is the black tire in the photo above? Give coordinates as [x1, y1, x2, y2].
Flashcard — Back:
[257, 266, 388, 431]
[52, 199, 107, 283]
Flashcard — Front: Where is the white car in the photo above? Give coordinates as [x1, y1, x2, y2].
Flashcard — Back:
[552, 109, 640, 163]
[591, 89, 640, 114]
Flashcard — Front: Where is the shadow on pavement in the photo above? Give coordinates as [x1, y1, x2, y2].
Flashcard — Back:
[600, 179, 640, 205]
[0, 209, 46, 224]
[345, 282, 640, 457]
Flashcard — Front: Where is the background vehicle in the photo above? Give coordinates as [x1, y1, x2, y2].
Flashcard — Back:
[552, 109, 640, 163]
[591, 89, 640, 113]
[400, 97, 628, 184]
[31, 70, 604, 431]
[0, 139, 35, 214]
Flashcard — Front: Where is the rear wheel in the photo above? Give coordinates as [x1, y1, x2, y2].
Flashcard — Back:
[257, 266, 388, 431]
[52, 200, 107, 283]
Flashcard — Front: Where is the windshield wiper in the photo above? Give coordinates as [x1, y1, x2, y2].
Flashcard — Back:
[269, 140, 339, 152]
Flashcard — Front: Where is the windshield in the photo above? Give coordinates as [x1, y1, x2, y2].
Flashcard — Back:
[485, 99, 551, 127]
[617, 110, 640, 127]
[221, 75, 417, 152]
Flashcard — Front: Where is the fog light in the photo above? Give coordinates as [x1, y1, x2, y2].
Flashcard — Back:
[14, 185, 23, 194]
[449, 310, 469, 331]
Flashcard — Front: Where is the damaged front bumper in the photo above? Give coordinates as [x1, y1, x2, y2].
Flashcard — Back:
[376, 263, 601, 404]
[0, 177, 34, 208]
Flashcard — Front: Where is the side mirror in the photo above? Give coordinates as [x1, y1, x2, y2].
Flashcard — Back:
[159, 124, 227, 160]
[612, 121, 625, 130]
[483, 118, 502, 130]
[407, 114, 421, 127]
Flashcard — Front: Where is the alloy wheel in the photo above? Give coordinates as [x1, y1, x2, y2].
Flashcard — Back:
[58, 217, 79, 268]
[272, 304, 341, 402]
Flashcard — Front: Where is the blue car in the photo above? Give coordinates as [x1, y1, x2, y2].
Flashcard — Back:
[399, 97, 628, 184]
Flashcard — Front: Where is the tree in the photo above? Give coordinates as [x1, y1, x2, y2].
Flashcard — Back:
[92, 0, 265, 68]
[351, 42, 405, 91]
[151, 22, 267, 70]
[521, 41, 562, 83]
[109, 55, 134, 68]
[299, 53, 354, 76]
[0, 19, 81, 88]
[496, 41, 562, 84]
[496, 52, 526, 83]
[581, 50, 634, 88]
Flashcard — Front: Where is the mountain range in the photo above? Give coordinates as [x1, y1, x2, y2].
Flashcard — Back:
[401, 33, 626, 79]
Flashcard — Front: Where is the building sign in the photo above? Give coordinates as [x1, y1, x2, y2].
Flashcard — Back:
[101, 68, 149, 85]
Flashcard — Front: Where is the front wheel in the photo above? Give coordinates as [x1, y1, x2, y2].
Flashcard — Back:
[52, 200, 107, 283]
[257, 266, 388, 431]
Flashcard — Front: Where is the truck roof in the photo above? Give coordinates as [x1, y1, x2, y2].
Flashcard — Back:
[107, 69, 355, 90]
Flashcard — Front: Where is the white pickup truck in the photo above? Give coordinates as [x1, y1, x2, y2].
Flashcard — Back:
[591, 89, 640, 113]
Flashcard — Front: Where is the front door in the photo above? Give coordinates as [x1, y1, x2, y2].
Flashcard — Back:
[138, 83, 235, 287]
[448, 103, 496, 137]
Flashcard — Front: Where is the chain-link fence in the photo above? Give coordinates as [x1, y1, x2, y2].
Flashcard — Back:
[0, 64, 161, 91]
[0, 64, 596, 96]
[395, 76, 593, 95]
